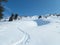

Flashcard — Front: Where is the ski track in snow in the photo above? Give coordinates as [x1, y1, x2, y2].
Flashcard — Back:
[12, 28, 30, 45]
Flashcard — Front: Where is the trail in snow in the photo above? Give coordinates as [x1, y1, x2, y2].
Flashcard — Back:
[12, 28, 30, 45]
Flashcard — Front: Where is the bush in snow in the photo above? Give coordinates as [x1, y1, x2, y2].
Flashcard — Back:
[38, 15, 42, 19]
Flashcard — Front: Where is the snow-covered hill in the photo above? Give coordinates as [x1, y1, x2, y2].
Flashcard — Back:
[0, 15, 60, 45]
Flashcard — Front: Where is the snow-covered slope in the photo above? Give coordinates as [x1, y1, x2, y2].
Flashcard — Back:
[0, 15, 60, 45]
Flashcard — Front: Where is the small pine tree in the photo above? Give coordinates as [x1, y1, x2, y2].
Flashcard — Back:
[14, 14, 18, 20]
[9, 14, 14, 21]
[38, 16, 42, 19]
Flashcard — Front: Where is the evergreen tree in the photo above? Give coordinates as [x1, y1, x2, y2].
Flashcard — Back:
[14, 14, 18, 20]
[0, 0, 8, 20]
[9, 13, 14, 21]
[0, 5, 4, 19]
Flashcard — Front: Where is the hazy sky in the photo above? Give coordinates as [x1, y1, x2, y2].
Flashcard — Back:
[3, 0, 60, 16]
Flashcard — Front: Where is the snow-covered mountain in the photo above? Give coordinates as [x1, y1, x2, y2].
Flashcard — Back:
[0, 15, 60, 45]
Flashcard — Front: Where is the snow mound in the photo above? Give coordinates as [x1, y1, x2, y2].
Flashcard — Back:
[17, 21, 37, 29]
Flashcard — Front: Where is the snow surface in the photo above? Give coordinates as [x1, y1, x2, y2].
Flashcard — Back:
[0, 15, 60, 45]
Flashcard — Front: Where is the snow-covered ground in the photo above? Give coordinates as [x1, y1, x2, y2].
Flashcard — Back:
[0, 15, 60, 45]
